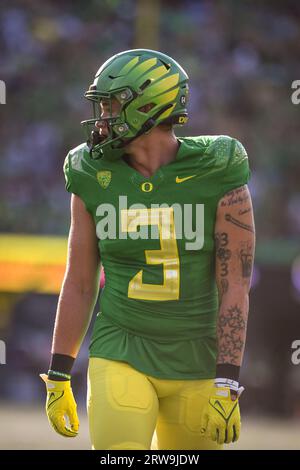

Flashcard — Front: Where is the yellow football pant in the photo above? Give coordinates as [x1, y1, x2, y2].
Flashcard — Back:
[87, 357, 222, 450]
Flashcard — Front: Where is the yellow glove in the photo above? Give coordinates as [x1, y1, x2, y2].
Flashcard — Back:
[40, 374, 79, 438]
[201, 385, 243, 445]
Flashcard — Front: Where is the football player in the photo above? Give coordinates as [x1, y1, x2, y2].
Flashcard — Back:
[41, 49, 255, 450]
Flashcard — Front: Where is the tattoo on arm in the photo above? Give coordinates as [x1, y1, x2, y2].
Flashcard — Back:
[220, 278, 229, 295]
[215, 231, 231, 295]
[225, 213, 254, 233]
[215, 232, 231, 277]
[239, 241, 253, 278]
[238, 207, 251, 216]
[217, 304, 246, 365]
[220, 186, 249, 207]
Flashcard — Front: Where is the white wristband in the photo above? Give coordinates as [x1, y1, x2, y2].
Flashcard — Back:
[214, 377, 239, 392]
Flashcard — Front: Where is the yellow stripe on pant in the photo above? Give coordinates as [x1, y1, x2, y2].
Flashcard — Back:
[87, 357, 222, 450]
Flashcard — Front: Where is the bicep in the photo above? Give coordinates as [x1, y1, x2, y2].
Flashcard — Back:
[65, 194, 100, 294]
[214, 185, 255, 296]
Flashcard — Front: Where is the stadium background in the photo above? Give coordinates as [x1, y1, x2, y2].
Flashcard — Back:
[0, 0, 300, 449]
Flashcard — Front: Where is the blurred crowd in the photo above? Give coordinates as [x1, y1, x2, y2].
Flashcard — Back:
[0, 0, 300, 238]
[0, 0, 300, 417]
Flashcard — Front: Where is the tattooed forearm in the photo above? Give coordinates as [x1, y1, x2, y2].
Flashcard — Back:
[220, 186, 249, 207]
[217, 304, 247, 365]
[225, 213, 254, 233]
[215, 185, 254, 365]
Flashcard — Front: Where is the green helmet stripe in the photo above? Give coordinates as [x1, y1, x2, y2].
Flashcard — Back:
[118, 56, 139, 76]
[155, 87, 179, 105]
[145, 73, 180, 97]
[136, 64, 169, 88]
[131, 89, 177, 111]
[126, 58, 158, 82]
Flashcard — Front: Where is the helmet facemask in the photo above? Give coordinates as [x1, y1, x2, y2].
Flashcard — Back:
[81, 87, 134, 159]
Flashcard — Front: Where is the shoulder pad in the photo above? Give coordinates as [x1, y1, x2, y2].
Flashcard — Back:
[231, 139, 248, 165]
[63, 142, 99, 194]
[67, 142, 91, 173]
[204, 135, 234, 169]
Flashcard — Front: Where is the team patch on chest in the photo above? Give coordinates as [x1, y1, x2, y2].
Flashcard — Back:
[97, 171, 112, 189]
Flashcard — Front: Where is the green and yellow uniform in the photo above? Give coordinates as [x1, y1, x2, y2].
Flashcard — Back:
[64, 135, 250, 381]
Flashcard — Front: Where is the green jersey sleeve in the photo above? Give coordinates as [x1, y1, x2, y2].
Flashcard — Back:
[221, 138, 250, 195]
[190, 135, 251, 199]
[62, 142, 99, 213]
[63, 152, 75, 194]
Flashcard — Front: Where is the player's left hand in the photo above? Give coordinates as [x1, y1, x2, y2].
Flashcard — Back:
[200, 385, 244, 445]
[40, 373, 79, 438]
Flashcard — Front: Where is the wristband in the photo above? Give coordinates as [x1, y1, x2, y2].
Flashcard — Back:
[48, 353, 75, 381]
[216, 363, 240, 382]
[215, 377, 239, 393]
[47, 370, 71, 381]
[49, 353, 75, 374]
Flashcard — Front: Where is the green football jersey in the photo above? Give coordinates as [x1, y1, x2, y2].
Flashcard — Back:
[63, 135, 250, 379]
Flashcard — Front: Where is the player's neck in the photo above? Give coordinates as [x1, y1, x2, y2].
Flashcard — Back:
[124, 128, 179, 178]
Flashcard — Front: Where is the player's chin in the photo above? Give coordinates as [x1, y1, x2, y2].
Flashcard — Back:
[99, 131, 108, 140]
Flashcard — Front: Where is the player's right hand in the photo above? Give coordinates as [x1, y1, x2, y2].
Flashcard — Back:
[200, 385, 243, 445]
[40, 374, 79, 437]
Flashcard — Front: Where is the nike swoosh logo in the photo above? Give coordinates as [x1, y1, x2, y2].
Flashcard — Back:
[214, 400, 226, 414]
[175, 175, 197, 183]
[47, 391, 64, 410]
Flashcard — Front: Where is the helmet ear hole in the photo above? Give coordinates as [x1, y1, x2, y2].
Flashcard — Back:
[138, 103, 156, 113]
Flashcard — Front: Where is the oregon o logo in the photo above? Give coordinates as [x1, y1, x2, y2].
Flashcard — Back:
[141, 182, 153, 192]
